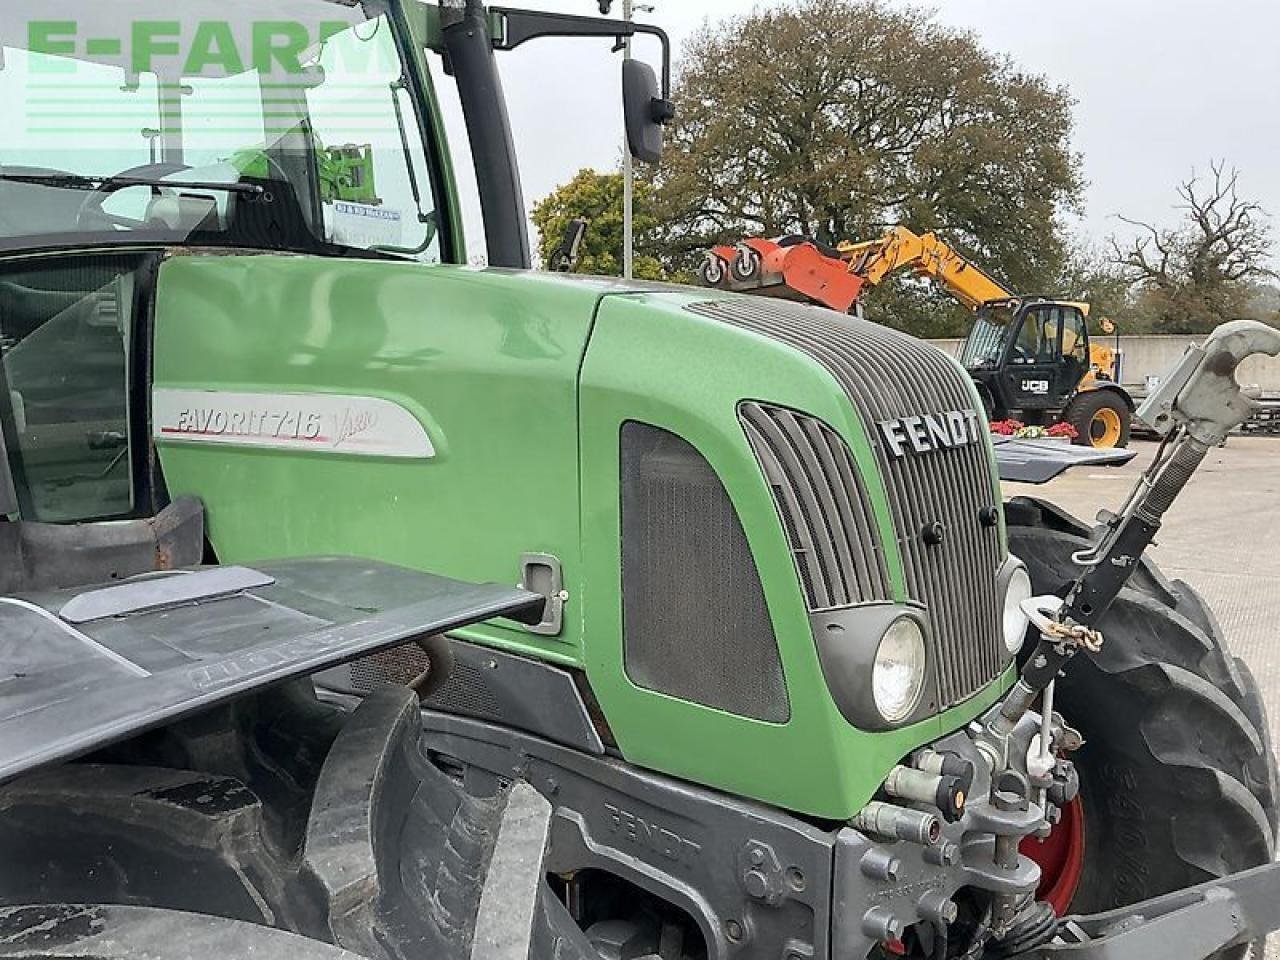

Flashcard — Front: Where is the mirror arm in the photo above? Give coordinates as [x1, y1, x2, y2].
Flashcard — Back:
[489, 7, 672, 99]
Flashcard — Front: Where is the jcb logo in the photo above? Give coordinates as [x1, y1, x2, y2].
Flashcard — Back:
[1021, 379, 1050, 395]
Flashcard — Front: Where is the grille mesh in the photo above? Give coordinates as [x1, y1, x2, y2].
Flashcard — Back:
[348, 647, 508, 724]
[688, 298, 1008, 706]
[350, 645, 429, 689]
[621, 422, 790, 723]
[740, 402, 891, 611]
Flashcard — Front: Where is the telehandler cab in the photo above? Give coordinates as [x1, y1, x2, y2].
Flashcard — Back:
[0, 3, 1279, 960]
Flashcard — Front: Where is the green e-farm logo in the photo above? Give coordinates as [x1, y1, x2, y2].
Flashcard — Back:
[27, 19, 354, 75]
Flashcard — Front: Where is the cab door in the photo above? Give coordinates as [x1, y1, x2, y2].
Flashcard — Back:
[0, 253, 159, 524]
[1000, 304, 1079, 411]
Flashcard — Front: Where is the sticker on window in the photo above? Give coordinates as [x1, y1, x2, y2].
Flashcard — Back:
[331, 201, 403, 249]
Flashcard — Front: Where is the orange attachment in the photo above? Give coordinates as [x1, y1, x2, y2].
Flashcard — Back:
[774, 242, 866, 313]
[699, 237, 866, 312]
[699, 225, 1019, 316]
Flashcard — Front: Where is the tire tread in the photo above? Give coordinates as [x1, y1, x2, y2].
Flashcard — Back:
[1005, 496, 1277, 923]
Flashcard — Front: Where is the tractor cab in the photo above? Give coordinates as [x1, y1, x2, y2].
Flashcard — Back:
[958, 297, 1132, 446]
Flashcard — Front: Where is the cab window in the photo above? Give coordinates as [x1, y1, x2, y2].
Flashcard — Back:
[0, 257, 142, 522]
[1062, 308, 1089, 365]
[1012, 309, 1057, 364]
[305, 19, 440, 258]
[0, 3, 444, 262]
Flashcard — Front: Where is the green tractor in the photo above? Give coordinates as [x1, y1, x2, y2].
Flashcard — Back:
[0, 2, 1278, 959]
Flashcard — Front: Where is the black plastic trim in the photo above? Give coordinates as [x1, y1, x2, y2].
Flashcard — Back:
[810, 603, 938, 732]
[441, 1, 530, 269]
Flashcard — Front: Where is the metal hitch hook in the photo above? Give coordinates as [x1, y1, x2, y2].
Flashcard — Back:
[1021, 595, 1103, 654]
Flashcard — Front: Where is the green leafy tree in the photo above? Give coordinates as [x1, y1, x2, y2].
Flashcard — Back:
[1110, 162, 1276, 333]
[531, 168, 666, 280]
[862, 278, 971, 341]
[649, 0, 1083, 335]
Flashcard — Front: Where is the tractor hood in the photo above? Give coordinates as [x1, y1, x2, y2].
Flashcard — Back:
[0, 556, 540, 786]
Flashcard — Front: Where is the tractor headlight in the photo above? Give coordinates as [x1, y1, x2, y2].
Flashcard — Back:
[1001, 556, 1034, 655]
[872, 617, 928, 723]
[813, 605, 933, 731]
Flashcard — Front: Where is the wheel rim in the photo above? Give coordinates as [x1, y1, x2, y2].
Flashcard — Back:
[1020, 796, 1086, 915]
[1088, 407, 1122, 448]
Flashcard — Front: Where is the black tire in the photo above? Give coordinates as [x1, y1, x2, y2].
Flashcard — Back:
[1005, 497, 1277, 920]
[973, 381, 999, 422]
[0, 682, 344, 939]
[1063, 390, 1131, 449]
[699, 254, 726, 288]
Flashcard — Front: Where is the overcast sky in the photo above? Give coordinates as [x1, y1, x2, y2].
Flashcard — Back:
[434, 0, 1279, 265]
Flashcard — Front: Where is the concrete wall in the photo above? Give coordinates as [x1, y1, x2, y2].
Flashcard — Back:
[928, 334, 1280, 394]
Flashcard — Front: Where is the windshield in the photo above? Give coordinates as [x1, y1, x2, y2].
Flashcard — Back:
[959, 303, 1019, 369]
[0, 1, 442, 260]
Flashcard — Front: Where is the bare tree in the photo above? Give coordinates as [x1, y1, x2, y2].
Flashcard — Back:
[1110, 161, 1275, 332]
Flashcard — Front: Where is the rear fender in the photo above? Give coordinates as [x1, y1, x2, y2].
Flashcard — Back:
[0, 557, 540, 785]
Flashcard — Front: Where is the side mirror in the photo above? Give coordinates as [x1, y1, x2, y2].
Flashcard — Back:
[623, 59, 674, 165]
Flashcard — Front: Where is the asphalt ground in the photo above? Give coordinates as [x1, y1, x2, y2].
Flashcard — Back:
[1004, 435, 1280, 957]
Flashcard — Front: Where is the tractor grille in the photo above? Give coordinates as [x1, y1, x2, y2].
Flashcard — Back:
[621, 421, 790, 723]
[688, 298, 1008, 707]
[739, 402, 891, 611]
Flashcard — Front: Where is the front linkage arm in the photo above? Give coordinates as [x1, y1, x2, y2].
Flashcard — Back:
[1004, 319, 1280, 725]
[1065, 318, 1280, 627]
[1036, 861, 1280, 959]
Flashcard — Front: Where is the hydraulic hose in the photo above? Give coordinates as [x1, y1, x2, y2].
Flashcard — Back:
[1137, 438, 1208, 523]
[409, 634, 456, 700]
[1064, 433, 1207, 627]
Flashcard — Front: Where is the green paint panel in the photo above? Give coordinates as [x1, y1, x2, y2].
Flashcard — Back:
[153, 254, 604, 666]
[578, 292, 1007, 817]
[153, 254, 1010, 819]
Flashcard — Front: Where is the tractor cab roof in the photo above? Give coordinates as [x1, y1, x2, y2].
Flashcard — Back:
[978, 296, 1092, 317]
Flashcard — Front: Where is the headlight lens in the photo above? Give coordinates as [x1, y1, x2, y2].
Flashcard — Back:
[1003, 560, 1034, 654]
[872, 617, 927, 723]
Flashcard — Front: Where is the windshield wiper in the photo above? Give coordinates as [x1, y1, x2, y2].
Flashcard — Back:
[0, 172, 266, 198]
